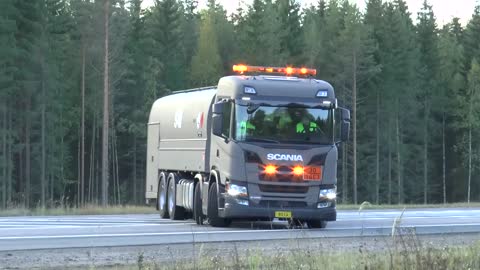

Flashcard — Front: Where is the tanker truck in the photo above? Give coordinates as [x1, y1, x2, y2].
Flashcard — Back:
[145, 65, 350, 228]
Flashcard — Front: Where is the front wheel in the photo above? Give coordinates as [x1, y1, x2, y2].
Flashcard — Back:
[194, 181, 204, 225]
[207, 182, 231, 227]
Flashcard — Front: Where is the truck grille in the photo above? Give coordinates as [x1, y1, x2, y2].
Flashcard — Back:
[259, 184, 308, 194]
[258, 201, 307, 208]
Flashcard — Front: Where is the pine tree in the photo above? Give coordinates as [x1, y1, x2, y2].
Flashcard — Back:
[181, 0, 199, 88]
[382, 2, 420, 204]
[337, 2, 379, 204]
[190, 13, 222, 85]
[71, 0, 99, 204]
[438, 22, 465, 203]
[465, 59, 480, 203]
[257, 0, 282, 65]
[75, 0, 89, 206]
[241, 0, 266, 64]
[0, 0, 17, 208]
[40, 0, 74, 206]
[302, 5, 322, 67]
[276, 0, 303, 64]
[450, 17, 463, 41]
[317, 0, 327, 18]
[364, 0, 384, 204]
[206, 1, 235, 73]
[101, 0, 110, 206]
[318, 0, 346, 84]
[14, 0, 44, 207]
[464, 5, 480, 72]
[116, 0, 151, 204]
[416, 0, 438, 204]
[149, 0, 185, 91]
[230, 1, 247, 63]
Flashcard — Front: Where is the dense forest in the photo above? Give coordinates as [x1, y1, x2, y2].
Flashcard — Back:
[0, 0, 479, 208]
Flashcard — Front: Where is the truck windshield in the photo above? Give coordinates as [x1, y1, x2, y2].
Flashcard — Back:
[234, 104, 333, 144]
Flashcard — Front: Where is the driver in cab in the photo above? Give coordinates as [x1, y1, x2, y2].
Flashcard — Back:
[296, 115, 318, 133]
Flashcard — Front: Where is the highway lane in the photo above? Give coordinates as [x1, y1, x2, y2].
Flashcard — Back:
[0, 208, 479, 251]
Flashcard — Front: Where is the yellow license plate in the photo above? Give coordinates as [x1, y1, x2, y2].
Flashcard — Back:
[275, 211, 292, 218]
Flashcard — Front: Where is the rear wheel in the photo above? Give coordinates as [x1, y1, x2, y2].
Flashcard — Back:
[194, 181, 204, 225]
[207, 182, 231, 227]
[167, 173, 185, 220]
[307, 219, 327, 229]
[157, 172, 169, 218]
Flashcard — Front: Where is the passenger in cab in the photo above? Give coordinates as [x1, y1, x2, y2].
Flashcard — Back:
[296, 115, 318, 133]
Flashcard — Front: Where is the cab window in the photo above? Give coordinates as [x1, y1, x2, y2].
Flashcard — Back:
[222, 101, 232, 137]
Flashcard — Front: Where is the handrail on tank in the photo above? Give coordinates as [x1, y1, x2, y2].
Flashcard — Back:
[171, 86, 217, 95]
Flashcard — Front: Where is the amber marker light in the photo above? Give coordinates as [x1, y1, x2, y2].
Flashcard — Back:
[233, 64, 248, 73]
[285, 67, 294, 75]
[264, 165, 277, 175]
[292, 166, 304, 176]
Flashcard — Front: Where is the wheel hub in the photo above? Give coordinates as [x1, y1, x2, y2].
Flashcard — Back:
[159, 182, 166, 210]
[168, 182, 174, 213]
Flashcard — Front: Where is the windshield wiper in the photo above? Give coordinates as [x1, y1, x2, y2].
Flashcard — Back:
[246, 102, 271, 114]
[245, 138, 280, 144]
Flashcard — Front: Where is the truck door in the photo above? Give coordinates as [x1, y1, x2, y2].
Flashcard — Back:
[206, 100, 234, 204]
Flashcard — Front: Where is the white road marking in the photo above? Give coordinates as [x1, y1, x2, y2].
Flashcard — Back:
[0, 223, 195, 230]
[0, 216, 476, 228]
[1, 223, 479, 241]
[336, 215, 480, 221]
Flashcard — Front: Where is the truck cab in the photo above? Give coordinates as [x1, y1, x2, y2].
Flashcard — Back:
[146, 65, 350, 228]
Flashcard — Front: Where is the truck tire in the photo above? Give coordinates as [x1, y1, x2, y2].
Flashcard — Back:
[194, 181, 204, 225]
[158, 172, 169, 218]
[307, 220, 327, 229]
[167, 173, 185, 220]
[207, 182, 231, 227]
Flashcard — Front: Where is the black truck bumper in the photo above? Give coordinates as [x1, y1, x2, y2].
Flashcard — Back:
[220, 198, 336, 221]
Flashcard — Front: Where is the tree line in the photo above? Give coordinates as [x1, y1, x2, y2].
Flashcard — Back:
[0, 0, 479, 208]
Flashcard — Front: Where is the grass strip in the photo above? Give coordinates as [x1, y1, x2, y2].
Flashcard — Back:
[0, 202, 479, 217]
[105, 240, 480, 270]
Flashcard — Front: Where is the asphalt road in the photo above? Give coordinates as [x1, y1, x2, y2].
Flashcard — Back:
[0, 208, 479, 251]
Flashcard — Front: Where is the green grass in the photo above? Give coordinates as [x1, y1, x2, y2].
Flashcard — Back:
[337, 201, 480, 210]
[0, 204, 158, 217]
[0, 202, 479, 217]
[101, 240, 480, 270]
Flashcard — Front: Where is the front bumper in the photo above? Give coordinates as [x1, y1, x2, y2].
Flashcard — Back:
[220, 197, 337, 221]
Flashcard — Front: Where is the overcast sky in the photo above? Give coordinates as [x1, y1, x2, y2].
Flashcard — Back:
[142, 0, 477, 26]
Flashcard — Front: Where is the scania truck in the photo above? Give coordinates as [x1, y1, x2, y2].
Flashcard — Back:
[145, 65, 350, 228]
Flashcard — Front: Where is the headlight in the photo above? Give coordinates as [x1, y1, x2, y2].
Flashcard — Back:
[226, 183, 248, 197]
[319, 188, 336, 200]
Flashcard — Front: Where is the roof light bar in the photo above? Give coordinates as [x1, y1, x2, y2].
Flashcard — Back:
[233, 64, 317, 76]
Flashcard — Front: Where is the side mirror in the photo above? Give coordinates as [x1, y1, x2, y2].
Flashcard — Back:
[212, 102, 225, 114]
[212, 114, 223, 137]
[339, 107, 350, 142]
